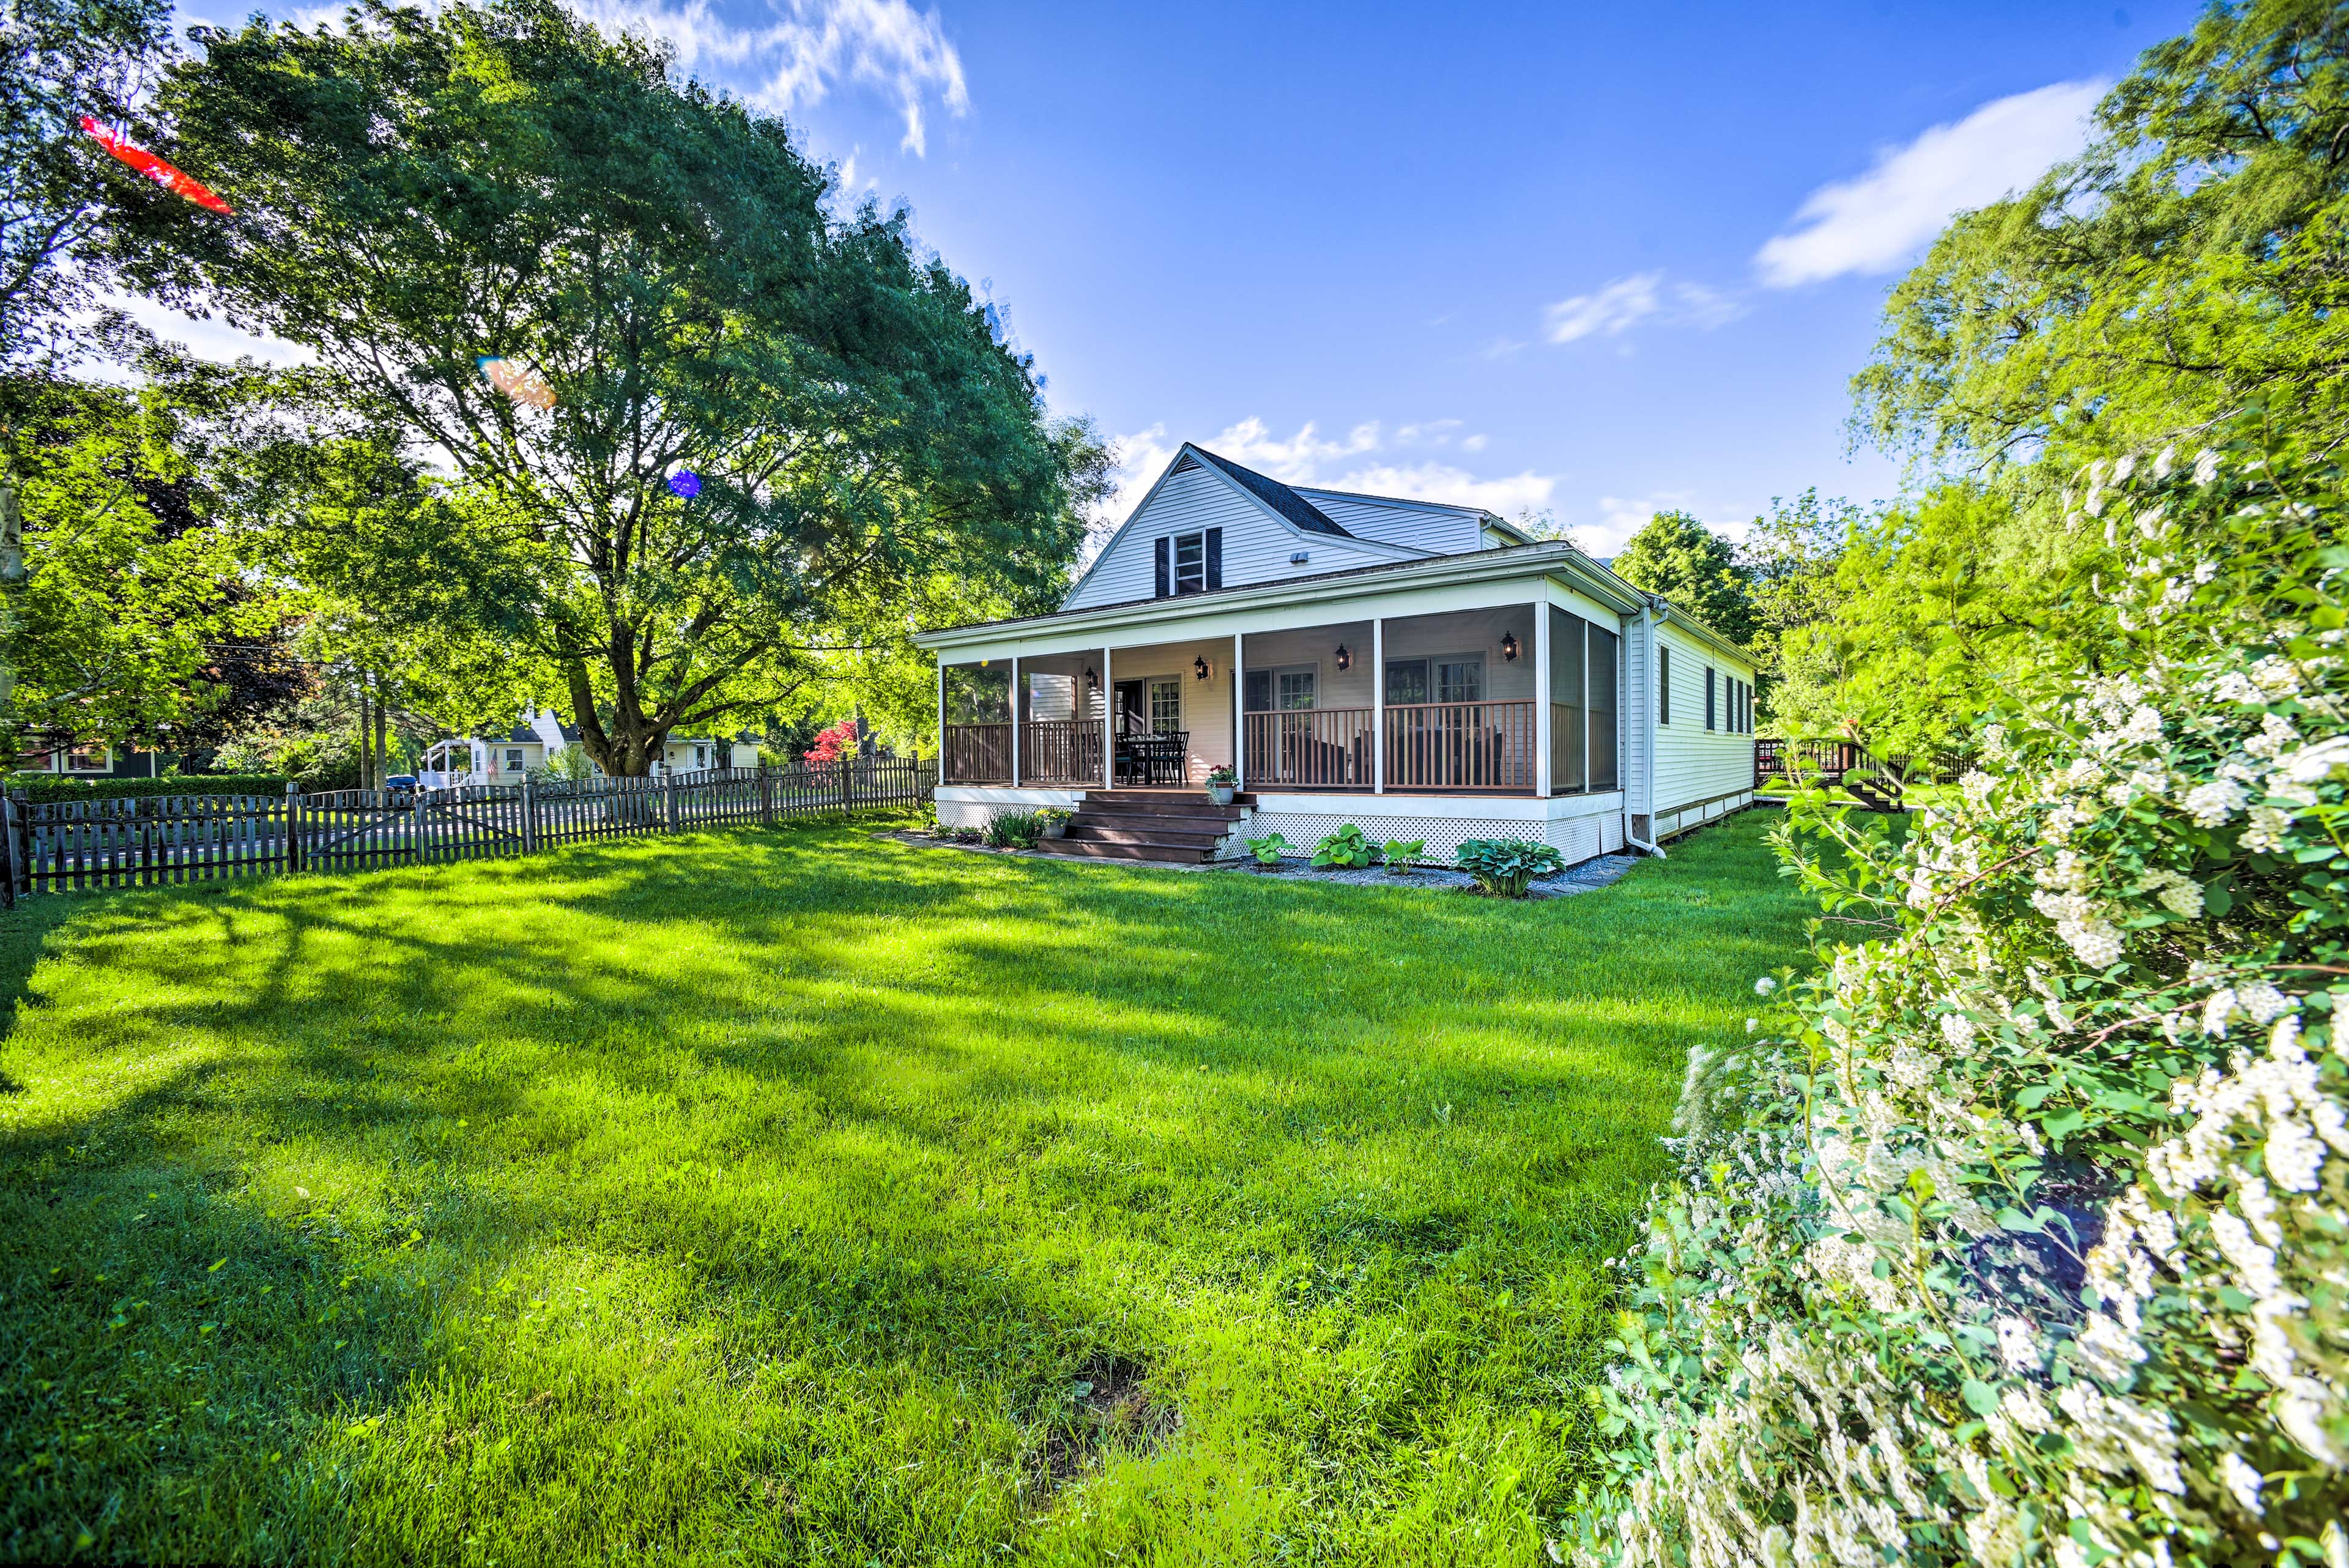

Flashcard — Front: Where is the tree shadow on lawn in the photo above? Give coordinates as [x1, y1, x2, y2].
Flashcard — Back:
[0, 816, 1811, 1561]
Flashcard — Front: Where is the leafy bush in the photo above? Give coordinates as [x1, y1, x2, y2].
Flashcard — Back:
[1572, 431, 2349, 1567]
[1036, 807, 1072, 827]
[1382, 839, 1427, 872]
[1311, 823, 1377, 869]
[1454, 838, 1563, 897]
[984, 809, 1046, 849]
[1243, 833, 1290, 866]
[8, 773, 295, 802]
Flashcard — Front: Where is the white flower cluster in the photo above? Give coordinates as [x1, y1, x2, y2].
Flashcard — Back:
[1575, 445, 2349, 1568]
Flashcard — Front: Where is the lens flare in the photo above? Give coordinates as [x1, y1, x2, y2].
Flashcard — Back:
[81, 116, 232, 214]
[668, 469, 702, 499]
[476, 357, 555, 410]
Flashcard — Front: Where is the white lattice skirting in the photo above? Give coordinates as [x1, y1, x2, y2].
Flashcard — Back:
[1225, 797, 1625, 867]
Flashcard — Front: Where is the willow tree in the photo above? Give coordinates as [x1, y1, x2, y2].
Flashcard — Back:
[138, 0, 1102, 773]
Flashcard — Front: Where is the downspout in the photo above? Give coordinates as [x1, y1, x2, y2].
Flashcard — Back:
[1627, 596, 1665, 858]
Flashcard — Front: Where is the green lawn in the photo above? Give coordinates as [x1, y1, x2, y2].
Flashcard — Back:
[1, 812, 1809, 1566]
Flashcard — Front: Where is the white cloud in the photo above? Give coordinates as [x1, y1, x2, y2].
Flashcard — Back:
[1755, 80, 2104, 286]
[1543, 272, 1660, 344]
[1541, 272, 1746, 346]
[565, 0, 968, 156]
[1332, 462, 1556, 519]
[1202, 415, 1381, 480]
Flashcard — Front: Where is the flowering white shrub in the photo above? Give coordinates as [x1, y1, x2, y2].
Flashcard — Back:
[1571, 430, 2349, 1567]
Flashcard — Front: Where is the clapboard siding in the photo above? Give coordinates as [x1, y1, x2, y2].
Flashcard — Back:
[1652, 620, 1756, 811]
[1064, 463, 1403, 612]
[1291, 492, 1483, 554]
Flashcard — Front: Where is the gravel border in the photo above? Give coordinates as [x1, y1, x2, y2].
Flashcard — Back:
[880, 830, 1641, 897]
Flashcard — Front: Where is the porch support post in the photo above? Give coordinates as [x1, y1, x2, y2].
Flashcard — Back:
[936, 660, 946, 788]
[1231, 633, 1244, 790]
[1534, 598, 1553, 798]
[1009, 656, 1022, 786]
[1100, 646, 1113, 789]
[1371, 617, 1386, 794]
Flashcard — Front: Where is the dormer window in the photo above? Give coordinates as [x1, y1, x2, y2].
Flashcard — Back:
[1154, 527, 1222, 597]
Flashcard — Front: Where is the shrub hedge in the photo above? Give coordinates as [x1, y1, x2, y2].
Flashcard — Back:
[6, 774, 296, 803]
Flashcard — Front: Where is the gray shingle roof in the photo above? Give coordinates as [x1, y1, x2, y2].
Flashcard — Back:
[1189, 448, 1352, 538]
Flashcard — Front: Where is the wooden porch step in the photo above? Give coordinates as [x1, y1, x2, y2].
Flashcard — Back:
[1071, 818, 1240, 841]
[1034, 836, 1217, 864]
[1067, 823, 1228, 849]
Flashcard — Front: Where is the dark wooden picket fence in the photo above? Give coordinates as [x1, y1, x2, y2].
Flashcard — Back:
[1754, 738, 1981, 789]
[0, 757, 932, 901]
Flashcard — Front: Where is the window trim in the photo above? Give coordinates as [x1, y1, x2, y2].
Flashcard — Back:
[1658, 645, 1671, 726]
[62, 743, 113, 774]
[1431, 652, 1486, 705]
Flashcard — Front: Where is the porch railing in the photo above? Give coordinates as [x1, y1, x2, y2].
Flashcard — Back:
[1021, 719, 1102, 784]
[1245, 708, 1373, 789]
[1384, 700, 1537, 792]
[943, 723, 1011, 784]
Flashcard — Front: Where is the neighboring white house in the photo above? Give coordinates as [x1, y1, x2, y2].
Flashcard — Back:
[418, 709, 760, 787]
[912, 441, 1759, 864]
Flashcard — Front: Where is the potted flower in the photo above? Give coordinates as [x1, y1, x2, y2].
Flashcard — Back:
[1204, 765, 1237, 806]
[1037, 806, 1072, 840]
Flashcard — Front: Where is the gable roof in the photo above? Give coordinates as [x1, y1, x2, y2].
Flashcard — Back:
[1187, 448, 1351, 537]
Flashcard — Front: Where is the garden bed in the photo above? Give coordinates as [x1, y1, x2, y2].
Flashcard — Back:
[1231, 852, 1639, 897]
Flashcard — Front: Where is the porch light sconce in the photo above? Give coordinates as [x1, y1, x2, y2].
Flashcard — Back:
[1193, 655, 1212, 681]
[1501, 632, 1521, 663]
[1083, 666, 1098, 690]
[1334, 644, 1353, 671]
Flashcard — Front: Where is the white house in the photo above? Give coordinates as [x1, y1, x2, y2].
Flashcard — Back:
[912, 442, 1759, 864]
[418, 709, 760, 787]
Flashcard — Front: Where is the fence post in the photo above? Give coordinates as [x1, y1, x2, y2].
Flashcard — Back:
[760, 764, 774, 827]
[412, 785, 428, 868]
[285, 782, 303, 874]
[521, 775, 540, 855]
[662, 773, 678, 834]
[837, 758, 850, 818]
[0, 793, 16, 908]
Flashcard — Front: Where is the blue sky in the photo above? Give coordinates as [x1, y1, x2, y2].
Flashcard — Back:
[160, 0, 2205, 552]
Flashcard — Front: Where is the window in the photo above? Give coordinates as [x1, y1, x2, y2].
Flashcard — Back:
[1588, 626, 1619, 792]
[1154, 527, 1222, 597]
[1148, 677, 1183, 734]
[1245, 666, 1318, 712]
[507, 748, 526, 773]
[64, 743, 111, 773]
[1384, 658, 1428, 706]
[1705, 666, 1717, 731]
[1277, 669, 1316, 710]
[1548, 605, 1585, 794]
[1658, 646, 1671, 724]
[1173, 532, 1205, 594]
[1435, 656, 1484, 704]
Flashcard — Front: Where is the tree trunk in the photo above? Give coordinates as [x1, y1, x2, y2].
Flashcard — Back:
[0, 472, 21, 773]
[357, 679, 373, 790]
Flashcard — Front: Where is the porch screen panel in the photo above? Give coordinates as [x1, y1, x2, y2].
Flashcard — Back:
[1587, 625, 1619, 792]
[1549, 605, 1585, 794]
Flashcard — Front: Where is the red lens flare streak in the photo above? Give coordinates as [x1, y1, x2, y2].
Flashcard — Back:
[80, 116, 233, 215]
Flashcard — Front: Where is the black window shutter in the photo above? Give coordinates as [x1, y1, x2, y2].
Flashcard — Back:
[1154, 537, 1170, 597]
[1204, 527, 1223, 590]
[1706, 667, 1716, 730]
[1658, 647, 1670, 724]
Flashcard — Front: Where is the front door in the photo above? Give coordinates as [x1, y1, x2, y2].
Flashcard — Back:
[1113, 679, 1146, 736]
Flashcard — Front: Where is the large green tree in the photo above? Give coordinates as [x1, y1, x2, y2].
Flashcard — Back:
[1857, 0, 2349, 472]
[1609, 510, 1756, 645]
[137, 0, 1105, 775]
[0, 359, 297, 760]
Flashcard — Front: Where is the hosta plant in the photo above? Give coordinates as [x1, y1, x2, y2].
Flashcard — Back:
[1456, 838, 1564, 897]
[1569, 426, 2349, 1567]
